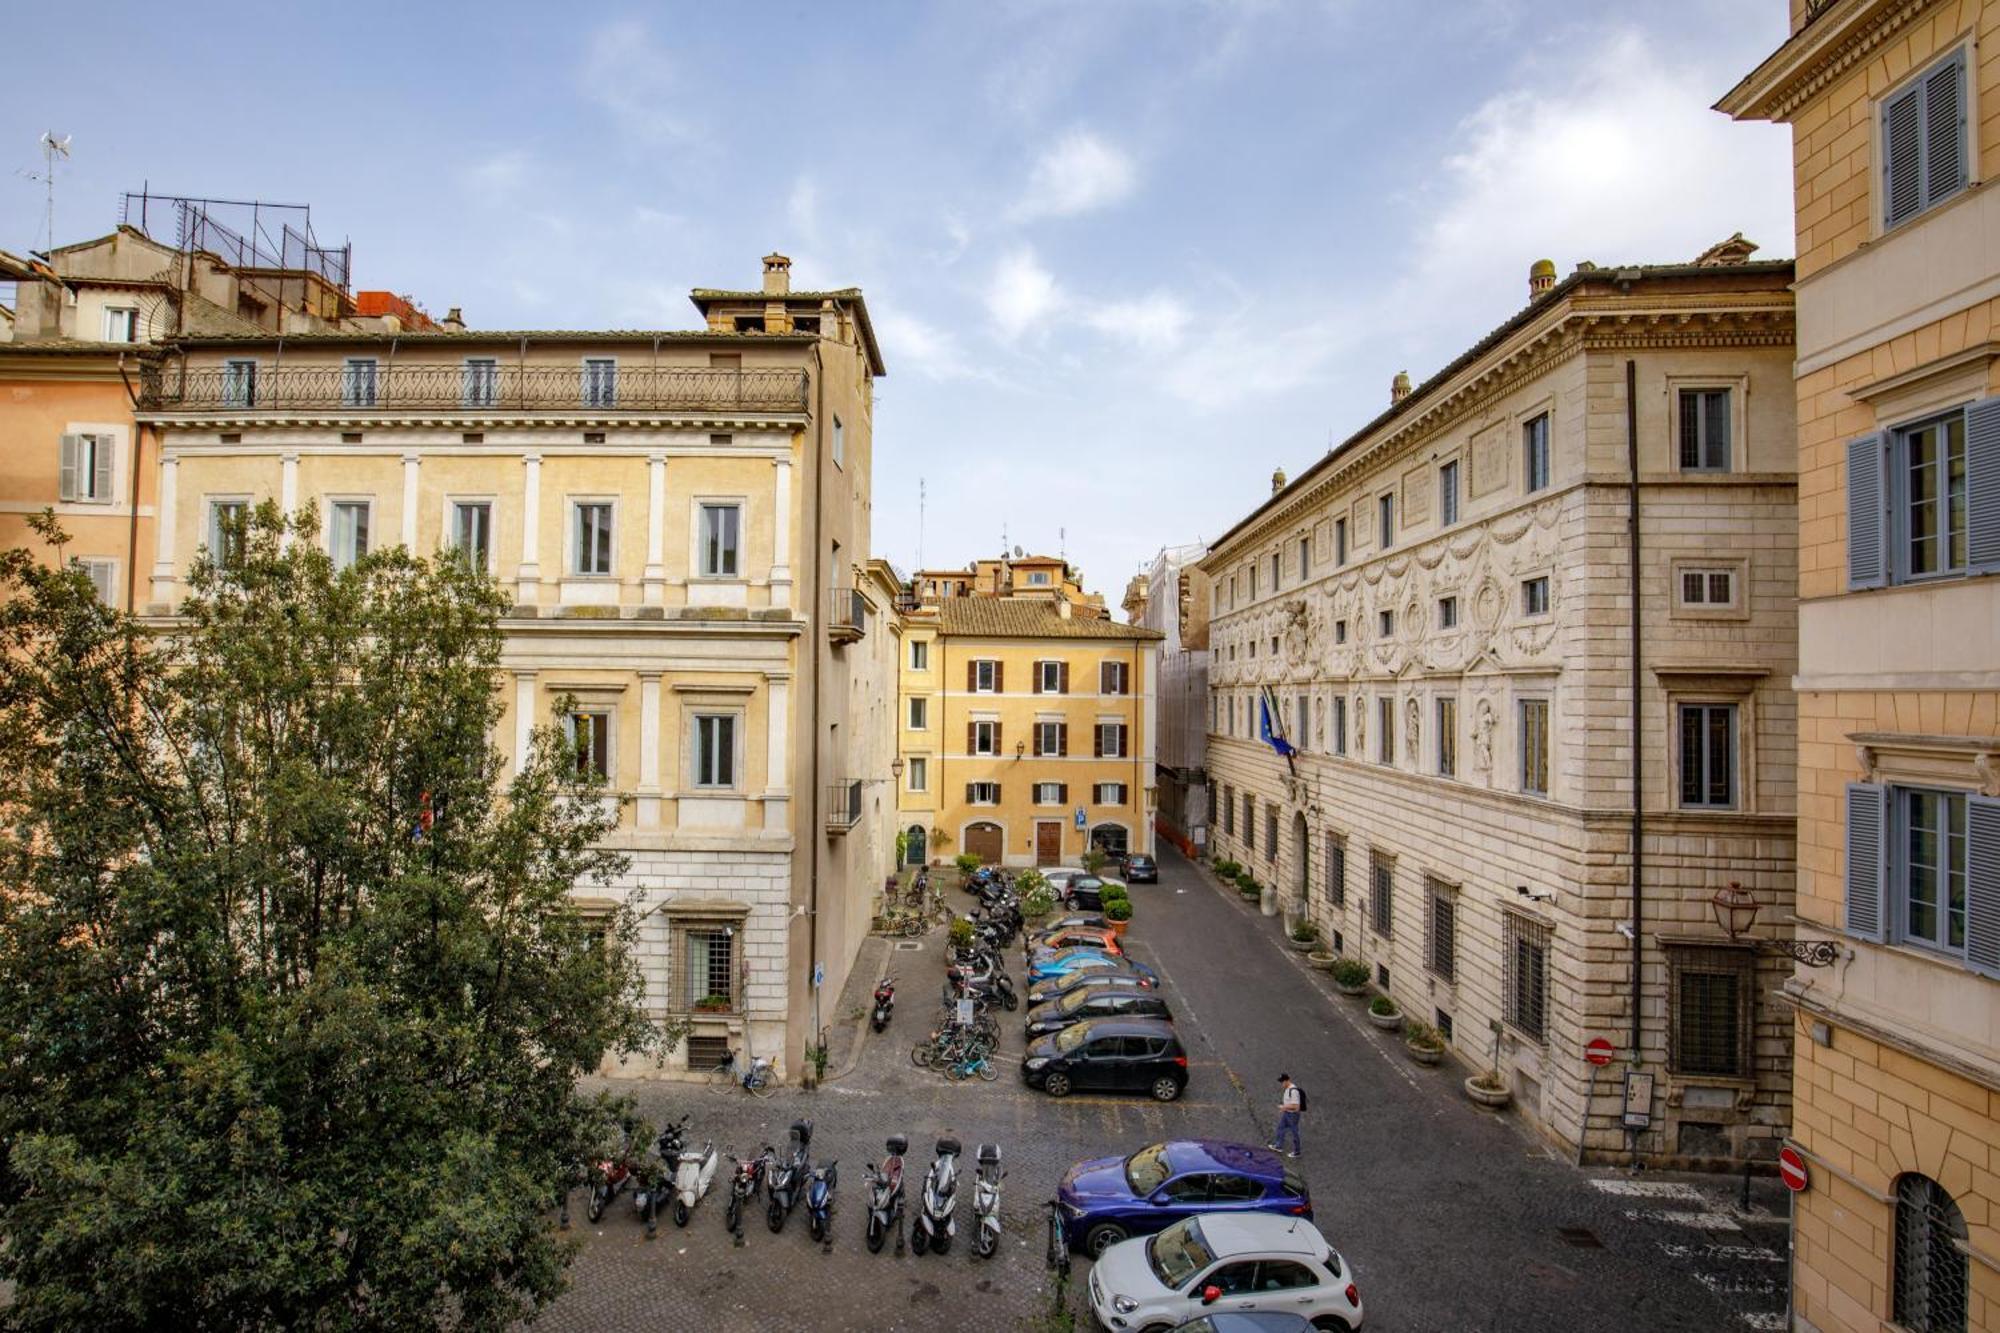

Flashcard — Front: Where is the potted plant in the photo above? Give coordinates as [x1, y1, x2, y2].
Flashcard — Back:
[1103, 898, 1133, 934]
[692, 993, 732, 1014]
[1214, 859, 1242, 881]
[1307, 946, 1339, 971]
[954, 852, 981, 883]
[1082, 847, 1108, 875]
[1366, 994, 1403, 1031]
[1286, 920, 1318, 953]
[1465, 1070, 1512, 1108]
[1021, 884, 1057, 920]
[1403, 1020, 1445, 1067]
[1236, 871, 1261, 899]
[1329, 958, 1370, 995]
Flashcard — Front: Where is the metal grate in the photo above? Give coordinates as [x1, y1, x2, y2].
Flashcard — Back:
[1326, 834, 1346, 909]
[1369, 850, 1394, 938]
[1502, 913, 1550, 1042]
[1556, 1227, 1603, 1249]
[1668, 945, 1753, 1077]
[687, 1035, 730, 1069]
[1894, 1174, 1969, 1332]
[1426, 879, 1456, 982]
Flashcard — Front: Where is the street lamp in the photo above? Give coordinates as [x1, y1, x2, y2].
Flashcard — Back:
[890, 756, 904, 781]
[1014, 740, 1025, 760]
[1709, 881, 1840, 968]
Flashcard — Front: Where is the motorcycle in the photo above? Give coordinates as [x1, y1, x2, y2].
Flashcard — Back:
[806, 1159, 839, 1243]
[910, 1136, 961, 1256]
[863, 1134, 908, 1255]
[724, 1144, 774, 1235]
[971, 1143, 1005, 1259]
[766, 1120, 813, 1233]
[585, 1124, 640, 1223]
[871, 975, 897, 1032]
[947, 953, 1018, 1011]
[671, 1134, 721, 1227]
[633, 1116, 688, 1234]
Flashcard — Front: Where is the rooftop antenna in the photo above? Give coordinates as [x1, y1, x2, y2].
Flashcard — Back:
[917, 476, 925, 572]
[22, 132, 70, 253]
[1059, 527, 1066, 561]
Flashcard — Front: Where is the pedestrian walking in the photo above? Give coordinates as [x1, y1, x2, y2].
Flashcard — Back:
[1270, 1073, 1304, 1157]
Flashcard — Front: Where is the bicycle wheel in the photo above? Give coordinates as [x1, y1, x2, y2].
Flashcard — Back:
[911, 1042, 935, 1069]
[943, 1059, 967, 1083]
[708, 1062, 738, 1092]
[749, 1071, 777, 1099]
[976, 1059, 999, 1082]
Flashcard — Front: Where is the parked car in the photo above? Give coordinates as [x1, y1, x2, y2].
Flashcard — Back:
[1055, 1140, 1310, 1256]
[1120, 854, 1159, 884]
[1026, 986, 1172, 1039]
[1028, 913, 1109, 942]
[1025, 965, 1159, 1009]
[1063, 875, 1126, 911]
[1025, 947, 1156, 985]
[1087, 1214, 1362, 1332]
[1033, 925, 1124, 956]
[1040, 867, 1091, 892]
[1167, 1314, 1316, 1333]
[1021, 1017, 1187, 1101]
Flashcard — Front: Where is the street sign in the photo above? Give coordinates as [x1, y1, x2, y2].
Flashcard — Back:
[1074, 806, 1086, 830]
[1778, 1145, 1810, 1193]
[812, 962, 824, 990]
[1620, 1070, 1654, 1130]
[1585, 1037, 1615, 1067]
[955, 997, 975, 1028]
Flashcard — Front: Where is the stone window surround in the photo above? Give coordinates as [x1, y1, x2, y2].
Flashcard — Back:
[668, 906, 750, 1015]
[567, 494, 619, 578]
[441, 493, 499, 574]
[1667, 555, 1751, 622]
[688, 493, 748, 581]
[1652, 665, 1767, 816]
[1664, 373, 1749, 474]
[1658, 935, 1759, 1094]
[678, 689, 748, 795]
[324, 493, 375, 569]
[560, 697, 617, 785]
[1850, 730, 2000, 799]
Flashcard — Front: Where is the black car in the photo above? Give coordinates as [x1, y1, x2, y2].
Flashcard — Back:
[1021, 1016, 1187, 1101]
[1024, 963, 1158, 1008]
[1119, 854, 1159, 883]
[1062, 875, 1123, 911]
[1024, 986, 1172, 1038]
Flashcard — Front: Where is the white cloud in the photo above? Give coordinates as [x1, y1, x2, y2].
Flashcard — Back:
[460, 149, 534, 199]
[1010, 130, 1138, 222]
[787, 176, 820, 245]
[578, 19, 690, 143]
[984, 246, 1064, 341]
[1157, 311, 1358, 411]
[1081, 292, 1192, 352]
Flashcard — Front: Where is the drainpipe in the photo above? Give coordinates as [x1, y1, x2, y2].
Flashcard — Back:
[115, 353, 145, 613]
[804, 342, 827, 1071]
[1625, 358, 1645, 1078]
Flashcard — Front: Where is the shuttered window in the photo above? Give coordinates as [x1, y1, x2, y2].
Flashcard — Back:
[1502, 913, 1550, 1042]
[1881, 48, 1968, 230]
[1095, 722, 1126, 758]
[58, 433, 115, 503]
[1853, 399, 2000, 589]
[1846, 781, 2000, 978]
[1667, 945, 1752, 1077]
[1100, 660, 1129, 695]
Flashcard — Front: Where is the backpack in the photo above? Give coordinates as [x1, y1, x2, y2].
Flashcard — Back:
[1295, 1086, 1307, 1113]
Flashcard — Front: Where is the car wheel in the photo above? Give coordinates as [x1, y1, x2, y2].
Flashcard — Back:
[1310, 1320, 1355, 1332]
[1150, 1076, 1183, 1103]
[1042, 1072, 1072, 1098]
[1082, 1222, 1128, 1257]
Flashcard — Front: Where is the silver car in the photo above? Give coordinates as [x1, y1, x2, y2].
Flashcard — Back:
[1088, 1213, 1362, 1332]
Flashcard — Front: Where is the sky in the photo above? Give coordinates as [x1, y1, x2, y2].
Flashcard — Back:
[0, 0, 1794, 603]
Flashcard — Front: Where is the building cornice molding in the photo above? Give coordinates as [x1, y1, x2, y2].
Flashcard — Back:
[139, 410, 809, 432]
[1716, 0, 1938, 121]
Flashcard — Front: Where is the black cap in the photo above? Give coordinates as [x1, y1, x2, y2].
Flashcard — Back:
[1278, 1073, 1290, 1082]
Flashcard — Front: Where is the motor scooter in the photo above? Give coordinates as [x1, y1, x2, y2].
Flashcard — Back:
[724, 1144, 774, 1236]
[910, 1136, 961, 1256]
[633, 1116, 688, 1234]
[671, 1135, 720, 1227]
[971, 1143, 1005, 1258]
[765, 1120, 812, 1233]
[805, 1160, 839, 1244]
[585, 1124, 639, 1223]
[871, 975, 896, 1032]
[863, 1134, 908, 1255]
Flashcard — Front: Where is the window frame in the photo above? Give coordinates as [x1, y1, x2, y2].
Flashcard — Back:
[1377, 491, 1395, 550]
[462, 356, 500, 408]
[1523, 413, 1550, 493]
[207, 497, 251, 567]
[1326, 832, 1346, 908]
[1893, 785, 1970, 958]
[1891, 408, 1970, 582]
[1096, 721, 1128, 759]
[909, 639, 929, 671]
[1676, 702, 1739, 810]
[1034, 719, 1063, 756]
[1665, 943, 1754, 1079]
[102, 305, 139, 342]
[1437, 595, 1458, 630]
[972, 659, 998, 693]
[341, 356, 380, 408]
[1676, 387, 1733, 473]
[570, 498, 617, 577]
[1094, 782, 1128, 807]
[1521, 575, 1551, 618]
[832, 415, 845, 468]
[1435, 695, 1457, 778]
[676, 918, 741, 1011]
[327, 497, 374, 572]
[1034, 781, 1065, 805]
[581, 356, 618, 408]
[1334, 517, 1348, 565]
[1297, 535, 1311, 581]
[1502, 911, 1551, 1043]
[1037, 660, 1063, 694]
[1518, 697, 1551, 797]
[71, 555, 119, 606]
[967, 781, 1000, 806]
[696, 500, 743, 578]
[1376, 695, 1394, 765]
[1330, 695, 1347, 757]
[690, 711, 740, 790]
[1439, 458, 1460, 526]
[1368, 849, 1394, 938]
[1893, 1173, 1971, 1332]
[564, 706, 613, 784]
[60, 431, 116, 504]
[971, 719, 999, 757]
[447, 497, 494, 573]
[906, 755, 928, 792]
[1425, 877, 1457, 983]
[907, 696, 928, 730]
[222, 358, 259, 408]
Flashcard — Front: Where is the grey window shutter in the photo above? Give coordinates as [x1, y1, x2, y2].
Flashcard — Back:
[58, 433, 79, 501]
[91, 436, 113, 501]
[1843, 783, 1889, 942]
[1882, 85, 1922, 227]
[1922, 49, 1967, 208]
[1967, 796, 2000, 979]
[1965, 398, 2000, 571]
[1847, 433, 1888, 589]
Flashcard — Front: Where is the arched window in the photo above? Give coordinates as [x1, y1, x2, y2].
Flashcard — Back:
[1894, 1173, 1968, 1332]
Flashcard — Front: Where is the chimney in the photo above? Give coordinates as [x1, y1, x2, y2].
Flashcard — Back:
[762, 252, 792, 296]
[1271, 467, 1287, 494]
[1528, 258, 1557, 299]
[1391, 370, 1412, 404]
[1057, 597, 1072, 620]
[441, 306, 465, 332]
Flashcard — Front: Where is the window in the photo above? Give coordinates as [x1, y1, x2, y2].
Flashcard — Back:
[1326, 833, 1346, 908]
[1369, 850, 1393, 936]
[1034, 782, 1065, 805]
[967, 781, 999, 805]
[1426, 879, 1456, 982]
[692, 713, 736, 787]
[330, 500, 371, 571]
[462, 357, 499, 407]
[1026, 570, 1050, 585]
[907, 697, 928, 730]
[1378, 492, 1394, 549]
[832, 415, 845, 467]
[1677, 704, 1736, 809]
[1904, 410, 1969, 579]
[1881, 47, 1968, 230]
[1269, 553, 1280, 590]
[681, 925, 735, 1009]
[1294, 695, 1308, 746]
[1846, 782, 1999, 971]
[208, 500, 249, 567]
[698, 503, 741, 577]
[1298, 536, 1310, 581]
[1034, 720, 1064, 756]
[907, 757, 927, 792]
[223, 358, 258, 408]
[1334, 517, 1348, 565]
[1903, 788, 1970, 955]
[341, 357, 379, 407]
[1677, 389, 1731, 471]
[1437, 596, 1458, 630]
[1894, 1174, 1970, 1332]
[1439, 460, 1459, 525]
[565, 709, 611, 781]
[573, 502, 614, 575]
[450, 500, 491, 572]
[1679, 567, 1737, 608]
[971, 720, 998, 756]
[1334, 618, 1347, 645]
[1519, 699, 1550, 796]
[1095, 783, 1128, 806]
[1330, 695, 1347, 756]
[1206, 785, 1218, 825]
[1436, 696, 1456, 778]
[72, 557, 117, 606]
[58, 432, 114, 503]
[582, 358, 617, 407]
[103, 306, 138, 342]
[1503, 913, 1551, 1041]
[1667, 945, 1752, 1077]
[1095, 722, 1127, 758]
[1248, 564, 1257, 598]
[1269, 636, 1278, 656]
[1378, 609, 1393, 638]
[910, 640, 928, 670]
[1037, 660, 1063, 694]
[1264, 808, 1277, 860]
[1222, 785, 1235, 836]
[1242, 794, 1254, 848]
[971, 659, 998, 693]
[1523, 413, 1550, 492]
[1852, 401, 2000, 590]
[1377, 696, 1394, 765]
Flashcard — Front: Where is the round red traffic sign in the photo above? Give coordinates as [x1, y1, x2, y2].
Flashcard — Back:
[1779, 1145, 1810, 1192]
[1585, 1037, 1616, 1067]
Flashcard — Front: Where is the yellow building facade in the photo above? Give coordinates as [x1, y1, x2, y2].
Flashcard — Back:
[896, 597, 1160, 869]
[1723, 3, 2000, 1328]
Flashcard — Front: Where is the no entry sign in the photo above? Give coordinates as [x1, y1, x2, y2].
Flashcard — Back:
[1585, 1037, 1616, 1067]
[1779, 1145, 1810, 1192]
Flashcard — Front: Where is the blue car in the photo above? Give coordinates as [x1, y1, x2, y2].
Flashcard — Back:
[1055, 1139, 1312, 1257]
[1026, 947, 1159, 986]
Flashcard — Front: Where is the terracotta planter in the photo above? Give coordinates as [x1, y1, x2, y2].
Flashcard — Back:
[1464, 1076, 1513, 1108]
[1405, 1042, 1443, 1067]
[1307, 952, 1338, 971]
[1106, 918, 1130, 936]
[1366, 1008, 1403, 1032]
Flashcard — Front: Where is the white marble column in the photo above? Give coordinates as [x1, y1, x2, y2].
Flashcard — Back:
[401, 453, 421, 550]
[770, 457, 792, 611]
[512, 671, 537, 777]
[643, 452, 666, 607]
[278, 453, 298, 550]
[517, 453, 542, 606]
[150, 453, 179, 610]
[763, 673, 791, 833]
[637, 671, 663, 829]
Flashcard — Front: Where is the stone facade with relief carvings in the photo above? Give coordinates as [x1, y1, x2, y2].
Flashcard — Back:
[1200, 251, 1799, 1166]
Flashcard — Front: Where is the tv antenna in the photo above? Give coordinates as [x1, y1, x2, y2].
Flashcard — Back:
[21, 132, 70, 253]
[917, 476, 925, 572]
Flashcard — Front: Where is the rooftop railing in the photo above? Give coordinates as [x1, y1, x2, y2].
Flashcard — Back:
[141, 363, 811, 414]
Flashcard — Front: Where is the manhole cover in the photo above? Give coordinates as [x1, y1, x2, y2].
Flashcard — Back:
[893, 941, 924, 952]
[1556, 1227, 1603, 1249]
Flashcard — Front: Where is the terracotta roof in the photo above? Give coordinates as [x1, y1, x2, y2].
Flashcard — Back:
[935, 599, 1161, 641]
[689, 287, 885, 378]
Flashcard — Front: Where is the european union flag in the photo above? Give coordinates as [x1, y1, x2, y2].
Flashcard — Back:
[1258, 692, 1296, 758]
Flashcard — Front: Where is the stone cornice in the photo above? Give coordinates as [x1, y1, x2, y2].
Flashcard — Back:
[1716, 0, 1939, 122]
[139, 410, 809, 431]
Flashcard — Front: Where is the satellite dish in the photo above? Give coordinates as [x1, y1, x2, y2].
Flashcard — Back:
[1013, 546, 1023, 558]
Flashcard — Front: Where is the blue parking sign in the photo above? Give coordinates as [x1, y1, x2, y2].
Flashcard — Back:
[1074, 807, 1086, 830]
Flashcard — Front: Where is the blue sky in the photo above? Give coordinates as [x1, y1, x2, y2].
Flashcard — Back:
[2, 1, 1794, 600]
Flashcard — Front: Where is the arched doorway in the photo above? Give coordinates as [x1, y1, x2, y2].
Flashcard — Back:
[904, 824, 927, 867]
[963, 822, 1004, 864]
[1091, 823, 1129, 858]
[1293, 813, 1310, 907]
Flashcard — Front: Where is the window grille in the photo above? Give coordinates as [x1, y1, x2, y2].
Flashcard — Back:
[1326, 834, 1346, 908]
[1894, 1174, 1969, 1332]
[1264, 810, 1277, 861]
[1677, 389, 1731, 471]
[1426, 879, 1456, 982]
[1369, 851, 1394, 937]
[686, 1034, 730, 1068]
[682, 926, 735, 1008]
[1667, 945, 1752, 1077]
[1502, 913, 1551, 1042]
[1222, 786, 1234, 836]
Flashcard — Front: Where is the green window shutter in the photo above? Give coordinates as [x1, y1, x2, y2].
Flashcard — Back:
[1968, 797, 2000, 978]
[1922, 49, 1967, 208]
[1843, 783, 1888, 943]
[1882, 85, 1922, 227]
[1965, 398, 2000, 572]
[58, 433, 79, 501]
[1847, 434, 1887, 589]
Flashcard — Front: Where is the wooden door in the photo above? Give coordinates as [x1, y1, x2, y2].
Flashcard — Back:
[1035, 821, 1063, 866]
[963, 822, 1003, 864]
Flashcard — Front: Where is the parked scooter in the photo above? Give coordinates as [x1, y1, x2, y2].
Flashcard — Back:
[671, 1133, 721, 1227]
[863, 1135, 909, 1255]
[871, 976, 897, 1032]
[766, 1120, 813, 1233]
[971, 1143, 1005, 1258]
[586, 1123, 640, 1223]
[805, 1159, 839, 1244]
[910, 1136, 962, 1256]
[724, 1144, 775, 1235]
[633, 1116, 688, 1234]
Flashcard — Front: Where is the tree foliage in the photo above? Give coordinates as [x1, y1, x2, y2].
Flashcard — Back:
[0, 507, 654, 1329]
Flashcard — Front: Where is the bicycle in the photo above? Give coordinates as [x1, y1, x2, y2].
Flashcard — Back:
[943, 1049, 999, 1082]
[1046, 1198, 1071, 1280]
[708, 1047, 777, 1098]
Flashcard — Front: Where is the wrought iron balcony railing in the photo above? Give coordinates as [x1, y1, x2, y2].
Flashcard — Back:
[141, 362, 810, 414]
[824, 780, 862, 833]
[827, 587, 868, 644]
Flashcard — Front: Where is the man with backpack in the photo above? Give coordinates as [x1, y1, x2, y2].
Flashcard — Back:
[1270, 1073, 1304, 1157]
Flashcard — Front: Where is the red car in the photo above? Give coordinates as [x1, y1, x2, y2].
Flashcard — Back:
[1035, 926, 1124, 956]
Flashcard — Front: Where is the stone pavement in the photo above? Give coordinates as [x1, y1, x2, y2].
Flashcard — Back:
[535, 849, 1792, 1331]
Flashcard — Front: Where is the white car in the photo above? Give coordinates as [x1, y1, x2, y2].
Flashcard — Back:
[1088, 1213, 1363, 1333]
[1041, 867, 1091, 891]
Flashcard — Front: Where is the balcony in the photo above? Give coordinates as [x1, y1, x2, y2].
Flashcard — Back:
[140, 363, 811, 415]
[824, 780, 862, 834]
[827, 587, 867, 646]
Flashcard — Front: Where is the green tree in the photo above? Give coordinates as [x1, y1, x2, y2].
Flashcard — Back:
[0, 507, 655, 1330]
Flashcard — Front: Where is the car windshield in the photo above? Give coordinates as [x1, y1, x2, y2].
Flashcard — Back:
[1124, 1144, 1171, 1195]
[1146, 1218, 1214, 1289]
[1053, 1023, 1093, 1053]
[1057, 989, 1094, 1014]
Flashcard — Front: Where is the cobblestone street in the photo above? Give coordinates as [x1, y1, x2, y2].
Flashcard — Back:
[538, 849, 1793, 1331]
